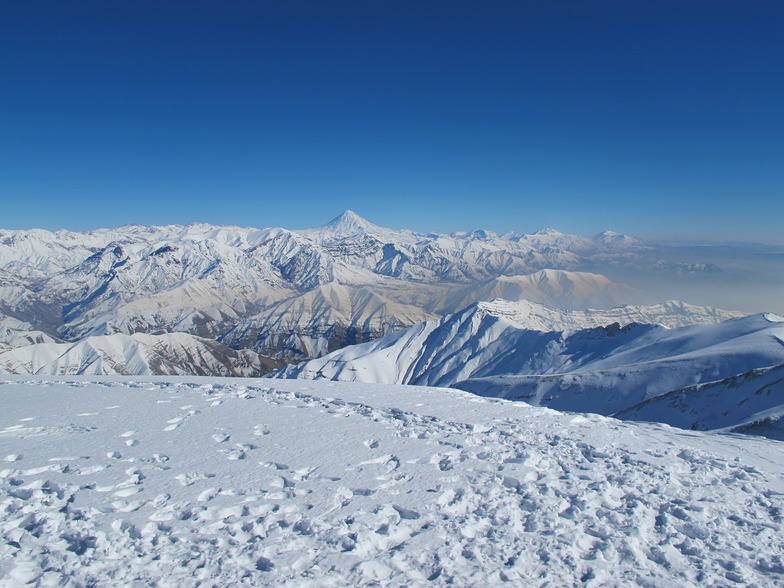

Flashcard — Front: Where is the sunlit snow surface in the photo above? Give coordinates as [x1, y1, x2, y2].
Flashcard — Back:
[1, 378, 783, 586]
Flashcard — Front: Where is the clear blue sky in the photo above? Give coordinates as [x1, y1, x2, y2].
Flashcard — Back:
[1, 1, 782, 242]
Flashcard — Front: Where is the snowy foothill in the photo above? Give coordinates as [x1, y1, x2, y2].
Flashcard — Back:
[277, 305, 784, 436]
[1, 377, 783, 586]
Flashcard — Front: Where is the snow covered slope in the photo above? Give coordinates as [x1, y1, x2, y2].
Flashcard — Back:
[2, 211, 764, 361]
[274, 300, 759, 388]
[475, 298, 744, 330]
[219, 282, 436, 360]
[1, 378, 782, 586]
[615, 362, 784, 440]
[274, 305, 784, 435]
[454, 312, 784, 416]
[0, 333, 280, 376]
[0, 317, 61, 350]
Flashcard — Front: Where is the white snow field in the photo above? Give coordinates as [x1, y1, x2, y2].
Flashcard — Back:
[1, 378, 783, 586]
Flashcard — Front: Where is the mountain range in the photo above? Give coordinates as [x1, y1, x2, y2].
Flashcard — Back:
[2, 212, 782, 439]
[2, 210, 772, 362]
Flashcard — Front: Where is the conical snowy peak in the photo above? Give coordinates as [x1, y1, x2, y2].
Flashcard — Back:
[320, 210, 381, 235]
[300, 210, 411, 247]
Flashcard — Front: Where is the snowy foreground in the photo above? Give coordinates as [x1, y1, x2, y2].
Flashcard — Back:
[1, 378, 783, 586]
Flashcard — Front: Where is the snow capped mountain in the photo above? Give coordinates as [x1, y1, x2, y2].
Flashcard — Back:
[274, 298, 752, 384]
[302, 209, 405, 243]
[455, 313, 784, 419]
[0, 212, 656, 357]
[273, 303, 783, 437]
[0, 329, 61, 349]
[219, 282, 436, 360]
[0, 332, 280, 376]
[0, 211, 766, 365]
[594, 230, 641, 247]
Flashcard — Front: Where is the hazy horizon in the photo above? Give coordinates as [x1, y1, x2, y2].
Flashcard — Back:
[4, 209, 784, 249]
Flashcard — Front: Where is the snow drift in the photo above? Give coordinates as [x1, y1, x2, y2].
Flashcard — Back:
[1, 377, 782, 586]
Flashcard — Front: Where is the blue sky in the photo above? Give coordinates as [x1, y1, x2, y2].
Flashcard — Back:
[1, 1, 782, 242]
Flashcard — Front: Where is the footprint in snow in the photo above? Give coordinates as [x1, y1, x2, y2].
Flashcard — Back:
[22, 464, 60, 475]
[114, 486, 142, 498]
[111, 499, 145, 513]
[259, 461, 289, 471]
[219, 448, 245, 461]
[269, 476, 294, 489]
[355, 454, 400, 472]
[292, 467, 316, 481]
[334, 486, 354, 507]
[175, 472, 214, 486]
[77, 465, 107, 475]
[197, 487, 220, 502]
[152, 493, 171, 507]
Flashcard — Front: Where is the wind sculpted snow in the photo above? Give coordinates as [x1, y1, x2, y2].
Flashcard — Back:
[1, 377, 783, 586]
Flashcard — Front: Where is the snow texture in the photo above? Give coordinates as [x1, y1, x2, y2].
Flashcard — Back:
[1, 377, 783, 586]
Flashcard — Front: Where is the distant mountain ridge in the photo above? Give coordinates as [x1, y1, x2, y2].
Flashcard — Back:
[0, 211, 757, 366]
